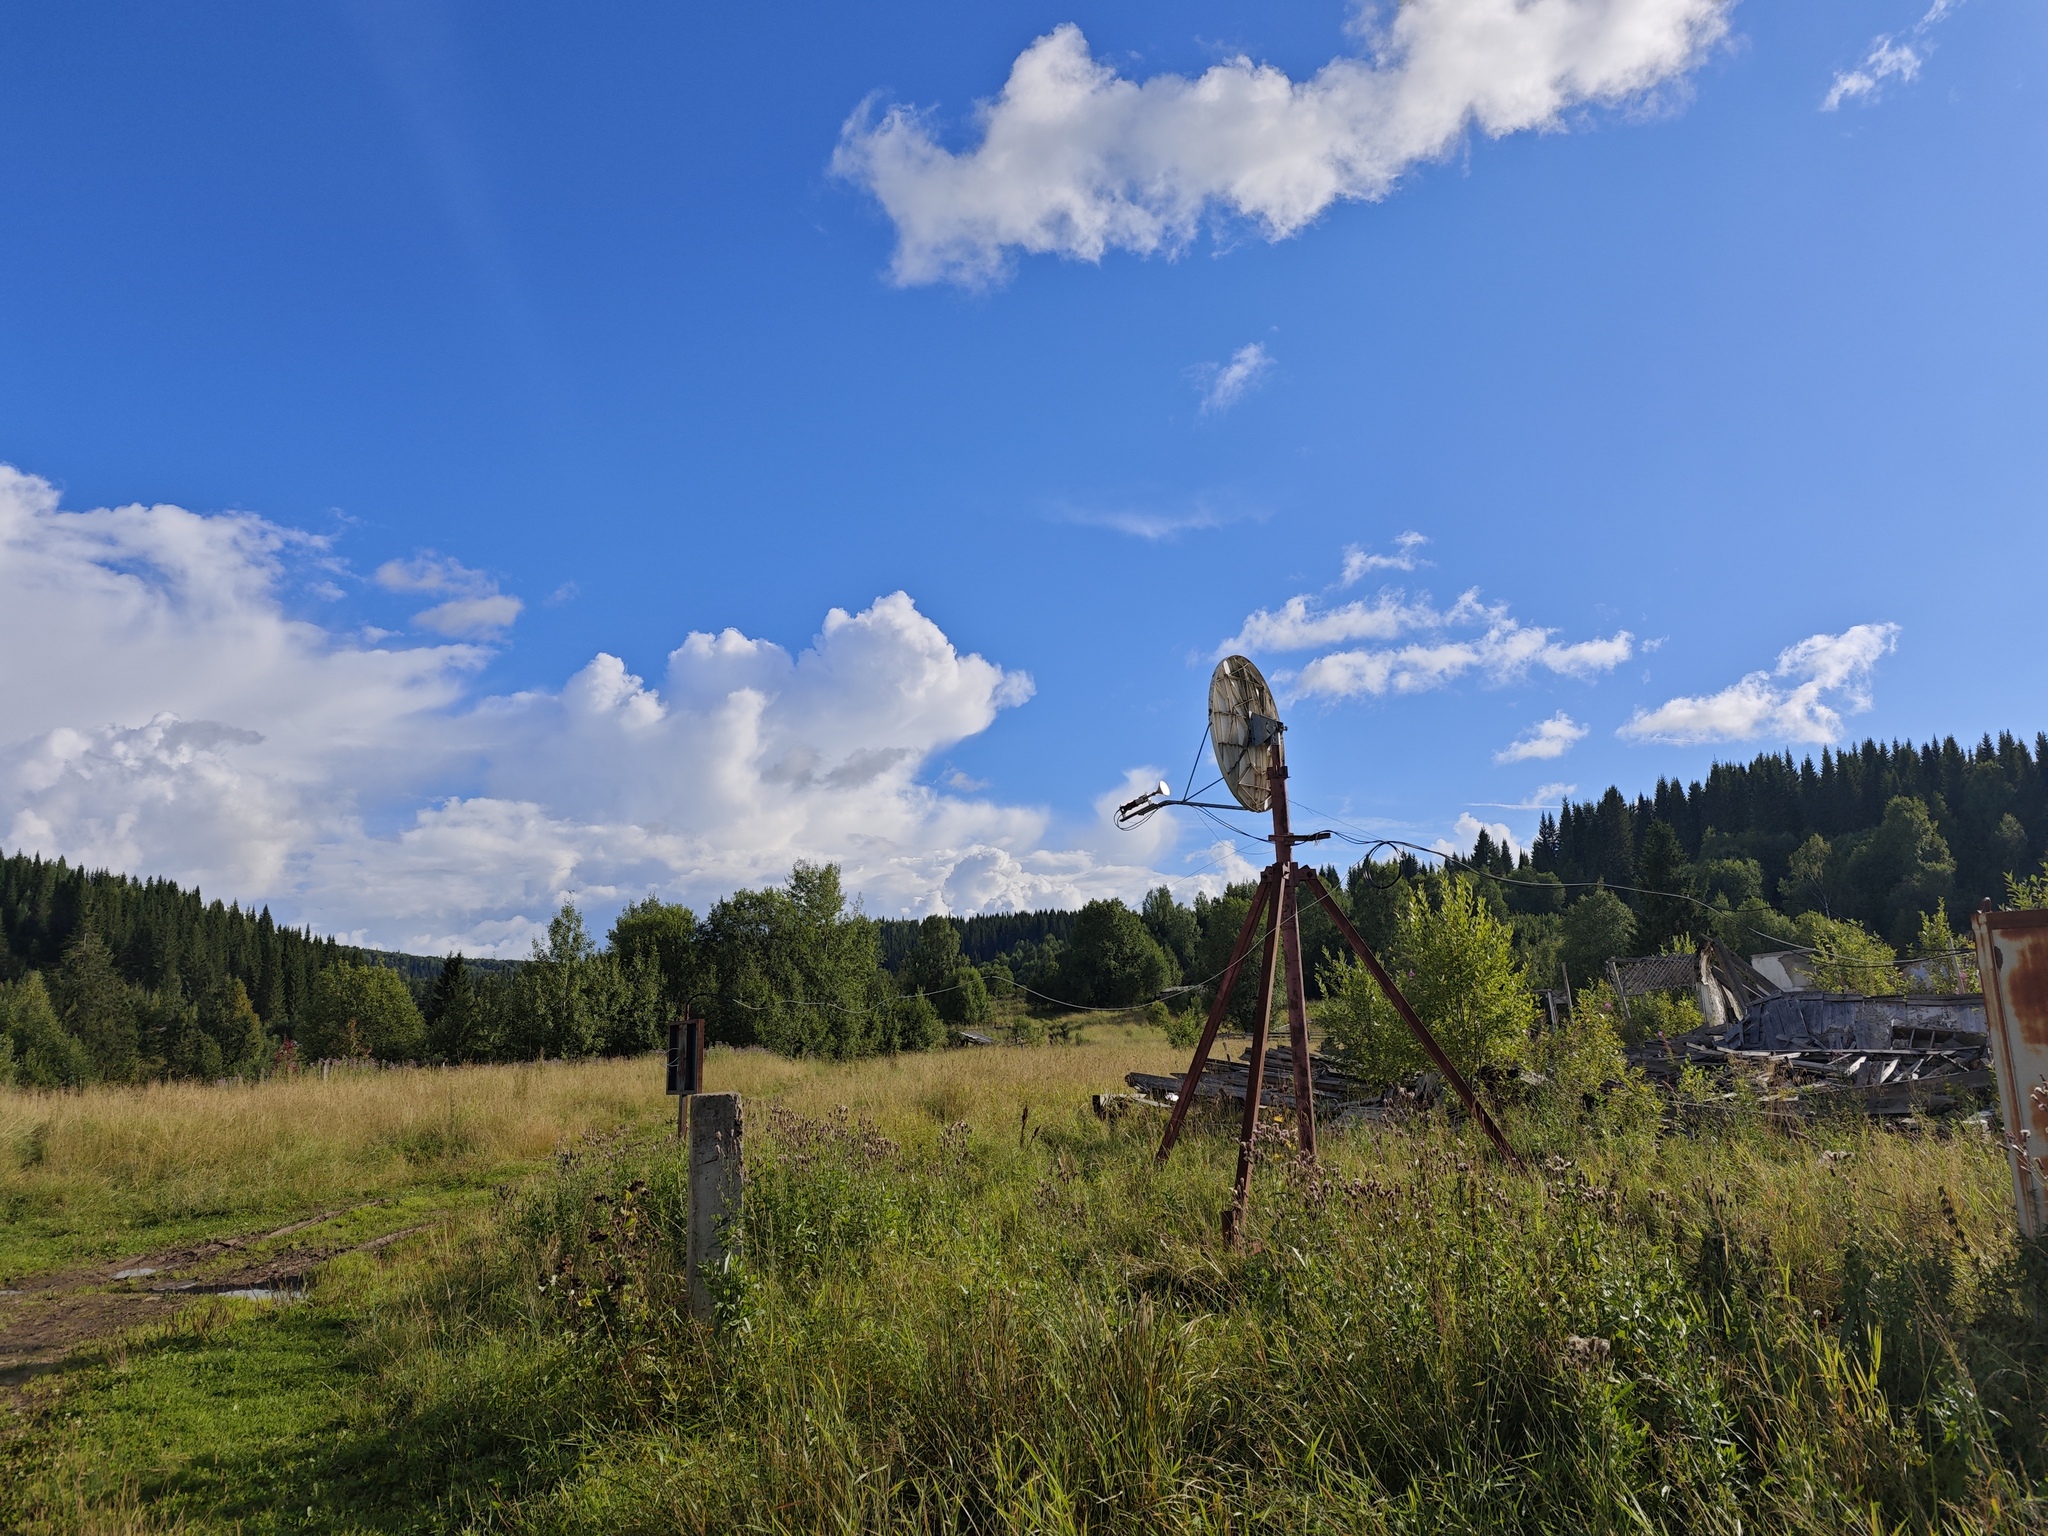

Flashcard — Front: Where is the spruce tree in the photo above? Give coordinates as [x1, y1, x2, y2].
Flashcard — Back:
[53, 930, 139, 1081]
[1634, 821, 1698, 953]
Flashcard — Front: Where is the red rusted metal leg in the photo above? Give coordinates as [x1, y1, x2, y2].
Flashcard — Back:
[1229, 890, 1285, 1236]
[1157, 868, 1275, 1163]
[1278, 868, 1317, 1158]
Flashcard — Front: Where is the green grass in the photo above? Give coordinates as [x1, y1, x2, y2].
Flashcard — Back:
[13, 1295, 370, 1531]
[4, 1034, 2044, 1534]
[2, 1251, 515, 1535]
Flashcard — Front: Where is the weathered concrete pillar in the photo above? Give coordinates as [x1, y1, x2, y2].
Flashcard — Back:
[687, 1092, 743, 1323]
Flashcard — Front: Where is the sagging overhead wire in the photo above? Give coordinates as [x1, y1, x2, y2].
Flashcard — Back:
[1122, 764, 1970, 974]
[1315, 833, 1974, 970]
[724, 903, 1280, 1021]
[1287, 797, 1978, 969]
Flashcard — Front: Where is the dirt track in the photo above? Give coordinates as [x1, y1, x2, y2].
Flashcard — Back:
[0, 1207, 426, 1390]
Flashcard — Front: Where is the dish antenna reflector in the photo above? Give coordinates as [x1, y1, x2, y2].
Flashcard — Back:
[1208, 655, 1282, 813]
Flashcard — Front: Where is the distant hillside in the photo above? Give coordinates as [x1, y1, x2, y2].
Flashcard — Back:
[1534, 731, 2047, 945]
[350, 949, 523, 986]
[875, 908, 1081, 971]
[875, 730, 2048, 976]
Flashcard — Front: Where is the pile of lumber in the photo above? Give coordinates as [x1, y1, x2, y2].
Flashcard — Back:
[1626, 1028, 1992, 1117]
[1122, 1044, 1408, 1122]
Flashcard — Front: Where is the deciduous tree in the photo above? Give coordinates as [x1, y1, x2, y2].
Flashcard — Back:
[299, 963, 426, 1061]
[1055, 899, 1175, 1008]
[1561, 887, 1636, 990]
[1319, 879, 1529, 1087]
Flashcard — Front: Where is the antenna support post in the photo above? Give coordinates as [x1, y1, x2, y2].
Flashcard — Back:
[1156, 654, 1519, 1246]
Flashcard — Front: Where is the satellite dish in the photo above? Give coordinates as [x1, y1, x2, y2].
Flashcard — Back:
[1209, 655, 1282, 813]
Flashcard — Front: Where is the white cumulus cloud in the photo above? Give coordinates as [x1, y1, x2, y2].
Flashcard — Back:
[1221, 552, 1631, 703]
[1619, 624, 1901, 746]
[0, 466, 1216, 955]
[1824, 0, 1964, 110]
[1434, 811, 1520, 862]
[1198, 342, 1274, 415]
[834, 1, 1732, 286]
[1495, 711, 1587, 763]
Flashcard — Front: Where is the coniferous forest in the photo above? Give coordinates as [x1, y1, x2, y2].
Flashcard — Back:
[4, 730, 2046, 1089]
[1536, 729, 2048, 938]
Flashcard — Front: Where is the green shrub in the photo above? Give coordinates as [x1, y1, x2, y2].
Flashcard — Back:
[1796, 912, 1904, 995]
[1154, 1002, 1204, 1049]
[892, 990, 944, 1052]
[1319, 878, 1530, 1087]
[948, 964, 992, 1027]
[1621, 986, 1703, 1045]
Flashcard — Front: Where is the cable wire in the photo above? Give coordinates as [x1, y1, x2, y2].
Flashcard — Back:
[1322, 834, 1974, 969]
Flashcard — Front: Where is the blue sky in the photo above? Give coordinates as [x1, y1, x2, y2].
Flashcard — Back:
[1, 0, 2042, 953]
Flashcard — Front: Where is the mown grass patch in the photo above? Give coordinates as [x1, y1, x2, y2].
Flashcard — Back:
[7, 1272, 382, 1532]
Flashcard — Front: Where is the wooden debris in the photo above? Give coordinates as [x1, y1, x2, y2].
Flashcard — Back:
[1126, 1044, 1414, 1124]
[1625, 1025, 1992, 1118]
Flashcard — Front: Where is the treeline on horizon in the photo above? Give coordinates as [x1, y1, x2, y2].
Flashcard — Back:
[1538, 729, 2048, 938]
[5, 729, 2047, 1090]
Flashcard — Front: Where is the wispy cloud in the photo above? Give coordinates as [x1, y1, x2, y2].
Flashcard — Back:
[1341, 533, 1428, 584]
[1474, 782, 1576, 810]
[834, 3, 1732, 287]
[1824, 0, 1964, 110]
[375, 551, 524, 639]
[1494, 712, 1588, 763]
[1619, 624, 1900, 745]
[1292, 624, 1632, 701]
[414, 594, 523, 639]
[1057, 499, 1248, 541]
[1197, 342, 1274, 415]
[1220, 588, 1472, 655]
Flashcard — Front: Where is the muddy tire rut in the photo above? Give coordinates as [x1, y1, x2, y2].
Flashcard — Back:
[0, 1206, 433, 1389]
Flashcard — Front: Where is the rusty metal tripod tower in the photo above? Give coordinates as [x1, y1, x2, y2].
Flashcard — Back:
[1118, 655, 1517, 1239]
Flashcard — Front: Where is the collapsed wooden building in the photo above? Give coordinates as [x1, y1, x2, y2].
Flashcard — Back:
[1118, 939, 1993, 1125]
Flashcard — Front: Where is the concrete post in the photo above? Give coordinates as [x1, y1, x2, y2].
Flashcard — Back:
[687, 1092, 743, 1323]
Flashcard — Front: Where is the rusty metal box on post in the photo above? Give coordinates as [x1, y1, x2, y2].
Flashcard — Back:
[1971, 907, 2048, 1238]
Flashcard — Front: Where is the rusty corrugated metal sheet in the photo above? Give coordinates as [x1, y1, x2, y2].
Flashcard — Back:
[1971, 908, 2048, 1238]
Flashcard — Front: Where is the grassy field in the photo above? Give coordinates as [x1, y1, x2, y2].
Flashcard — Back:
[2, 1026, 2044, 1534]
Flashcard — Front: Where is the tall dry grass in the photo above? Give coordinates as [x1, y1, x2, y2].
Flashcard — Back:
[0, 1056, 654, 1274]
[708, 1023, 1187, 1131]
[323, 1072, 2045, 1534]
[0, 1028, 1183, 1276]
